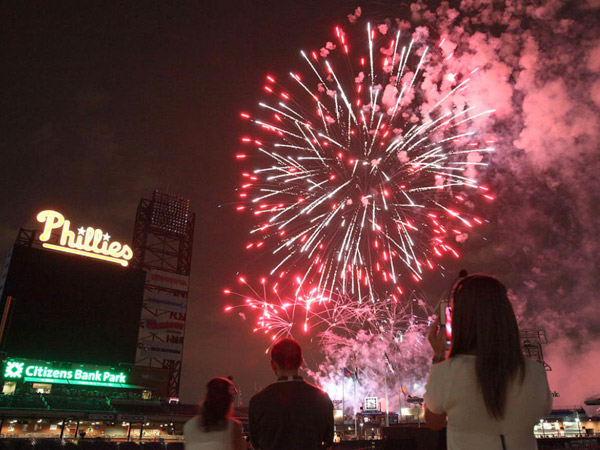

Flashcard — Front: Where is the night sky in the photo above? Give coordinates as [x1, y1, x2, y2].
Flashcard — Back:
[2, 1, 599, 408]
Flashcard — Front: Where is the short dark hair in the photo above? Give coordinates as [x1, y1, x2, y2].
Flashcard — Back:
[271, 338, 303, 370]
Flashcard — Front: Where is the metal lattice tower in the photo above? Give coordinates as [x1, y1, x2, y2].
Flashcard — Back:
[521, 328, 552, 371]
[132, 190, 195, 397]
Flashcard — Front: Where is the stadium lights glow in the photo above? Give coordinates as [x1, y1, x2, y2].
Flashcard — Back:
[36, 210, 133, 267]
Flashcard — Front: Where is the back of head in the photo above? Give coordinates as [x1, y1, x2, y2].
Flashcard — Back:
[449, 274, 525, 419]
[271, 338, 303, 370]
[201, 377, 235, 431]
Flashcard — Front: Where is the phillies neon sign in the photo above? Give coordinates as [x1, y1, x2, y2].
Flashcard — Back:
[36, 210, 133, 267]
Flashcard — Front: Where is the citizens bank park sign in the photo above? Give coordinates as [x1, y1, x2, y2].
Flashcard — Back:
[2, 359, 138, 389]
[36, 210, 133, 267]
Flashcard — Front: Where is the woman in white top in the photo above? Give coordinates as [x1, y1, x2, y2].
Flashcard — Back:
[184, 377, 244, 450]
[424, 274, 552, 450]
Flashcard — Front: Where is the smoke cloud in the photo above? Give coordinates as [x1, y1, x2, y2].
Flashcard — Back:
[423, 0, 598, 407]
[307, 0, 600, 409]
[306, 299, 433, 415]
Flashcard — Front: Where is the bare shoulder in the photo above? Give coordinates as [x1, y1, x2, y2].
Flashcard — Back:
[524, 358, 548, 378]
[183, 416, 199, 432]
[230, 419, 245, 450]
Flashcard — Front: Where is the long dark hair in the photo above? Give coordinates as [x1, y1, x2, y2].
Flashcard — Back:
[448, 274, 525, 419]
[200, 378, 235, 432]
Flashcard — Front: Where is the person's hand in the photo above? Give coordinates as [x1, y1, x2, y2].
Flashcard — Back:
[427, 317, 446, 359]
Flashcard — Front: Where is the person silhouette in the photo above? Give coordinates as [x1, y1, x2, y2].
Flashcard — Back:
[424, 274, 552, 450]
[249, 338, 333, 450]
[184, 377, 244, 450]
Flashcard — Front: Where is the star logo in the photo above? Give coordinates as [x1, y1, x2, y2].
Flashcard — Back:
[78, 227, 86, 236]
[103, 233, 111, 242]
[4, 361, 24, 379]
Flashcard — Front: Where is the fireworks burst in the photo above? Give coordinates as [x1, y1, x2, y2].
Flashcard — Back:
[224, 276, 431, 350]
[236, 21, 495, 299]
[224, 276, 434, 407]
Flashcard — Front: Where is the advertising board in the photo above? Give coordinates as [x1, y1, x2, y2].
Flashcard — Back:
[2, 358, 137, 389]
[143, 289, 187, 313]
[36, 210, 133, 267]
[138, 340, 183, 361]
[141, 318, 185, 336]
[146, 269, 189, 292]
[0, 246, 145, 365]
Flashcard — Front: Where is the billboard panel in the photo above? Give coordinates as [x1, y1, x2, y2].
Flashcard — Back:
[0, 245, 145, 365]
[143, 289, 187, 313]
[140, 317, 185, 336]
[146, 269, 189, 292]
[2, 358, 136, 389]
[128, 365, 170, 398]
[138, 340, 182, 361]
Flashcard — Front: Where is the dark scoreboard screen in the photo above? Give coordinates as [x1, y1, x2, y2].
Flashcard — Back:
[0, 245, 145, 365]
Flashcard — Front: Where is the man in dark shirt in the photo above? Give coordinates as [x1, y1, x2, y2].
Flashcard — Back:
[249, 338, 334, 450]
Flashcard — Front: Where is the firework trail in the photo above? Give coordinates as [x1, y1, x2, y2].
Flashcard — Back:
[224, 275, 434, 409]
[224, 275, 431, 349]
[236, 21, 495, 299]
[228, 15, 496, 407]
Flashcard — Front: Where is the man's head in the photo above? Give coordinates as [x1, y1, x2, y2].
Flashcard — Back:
[270, 338, 303, 376]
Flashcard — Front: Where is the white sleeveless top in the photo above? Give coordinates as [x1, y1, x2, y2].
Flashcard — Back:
[184, 417, 240, 450]
[424, 356, 552, 450]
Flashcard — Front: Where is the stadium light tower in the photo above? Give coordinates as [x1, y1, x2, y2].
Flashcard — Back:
[132, 190, 195, 397]
[521, 328, 552, 371]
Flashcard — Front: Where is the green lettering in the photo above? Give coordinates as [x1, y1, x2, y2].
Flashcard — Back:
[15, 362, 129, 388]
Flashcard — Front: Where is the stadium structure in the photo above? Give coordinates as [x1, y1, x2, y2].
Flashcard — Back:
[0, 191, 200, 442]
[0, 192, 598, 447]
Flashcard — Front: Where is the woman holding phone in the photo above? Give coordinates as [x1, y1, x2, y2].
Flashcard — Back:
[424, 274, 552, 450]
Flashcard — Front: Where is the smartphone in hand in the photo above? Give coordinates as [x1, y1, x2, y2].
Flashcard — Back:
[440, 301, 452, 347]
